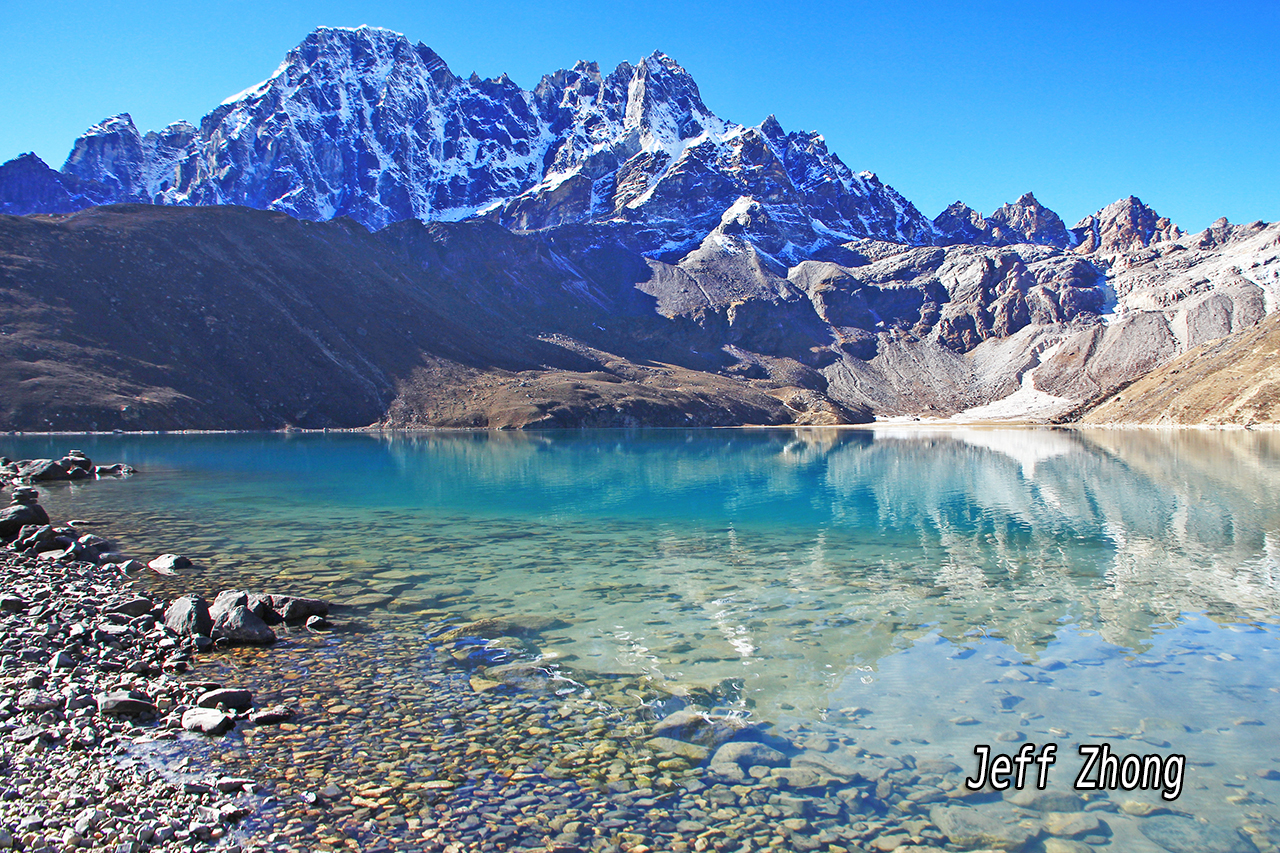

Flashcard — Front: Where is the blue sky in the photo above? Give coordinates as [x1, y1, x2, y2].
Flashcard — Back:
[1, 1, 1276, 232]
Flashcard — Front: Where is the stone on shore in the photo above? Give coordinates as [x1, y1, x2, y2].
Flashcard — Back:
[266, 593, 329, 622]
[209, 589, 249, 621]
[164, 595, 213, 636]
[18, 690, 61, 712]
[106, 596, 154, 617]
[96, 690, 157, 716]
[213, 604, 276, 645]
[10, 486, 40, 505]
[0, 502, 50, 539]
[17, 459, 71, 481]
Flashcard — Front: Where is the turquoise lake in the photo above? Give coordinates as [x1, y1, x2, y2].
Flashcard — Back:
[5, 427, 1280, 851]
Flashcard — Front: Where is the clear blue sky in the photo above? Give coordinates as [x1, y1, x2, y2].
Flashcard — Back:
[2, 1, 1276, 232]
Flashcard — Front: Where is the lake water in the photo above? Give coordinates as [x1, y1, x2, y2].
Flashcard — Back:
[6, 427, 1280, 852]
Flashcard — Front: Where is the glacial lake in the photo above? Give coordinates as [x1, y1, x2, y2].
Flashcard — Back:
[6, 427, 1280, 852]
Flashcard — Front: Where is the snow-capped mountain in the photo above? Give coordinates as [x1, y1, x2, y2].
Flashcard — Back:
[0, 26, 937, 258]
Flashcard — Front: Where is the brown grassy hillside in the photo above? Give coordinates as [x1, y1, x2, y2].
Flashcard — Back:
[1079, 312, 1280, 426]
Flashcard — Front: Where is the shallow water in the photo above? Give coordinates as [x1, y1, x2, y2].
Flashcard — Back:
[6, 427, 1280, 851]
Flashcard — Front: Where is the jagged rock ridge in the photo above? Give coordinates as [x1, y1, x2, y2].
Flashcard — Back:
[0, 26, 936, 259]
[934, 192, 1074, 249]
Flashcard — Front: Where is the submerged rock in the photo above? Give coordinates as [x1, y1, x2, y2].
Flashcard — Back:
[1138, 814, 1259, 853]
[646, 736, 710, 763]
[1006, 789, 1084, 812]
[148, 553, 191, 574]
[435, 614, 570, 642]
[248, 704, 294, 724]
[929, 805, 1037, 851]
[709, 741, 789, 780]
[181, 707, 235, 735]
[652, 708, 750, 748]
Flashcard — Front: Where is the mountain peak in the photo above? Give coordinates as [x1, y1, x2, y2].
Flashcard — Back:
[933, 201, 988, 246]
[987, 192, 1071, 248]
[1071, 196, 1182, 254]
[3, 29, 938, 257]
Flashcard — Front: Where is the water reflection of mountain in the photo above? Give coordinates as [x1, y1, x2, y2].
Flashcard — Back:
[817, 427, 1280, 655]
[376, 428, 1280, 664]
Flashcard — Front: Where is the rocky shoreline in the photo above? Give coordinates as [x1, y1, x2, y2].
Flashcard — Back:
[0, 454, 334, 853]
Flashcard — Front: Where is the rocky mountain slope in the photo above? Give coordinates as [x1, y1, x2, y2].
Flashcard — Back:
[1, 199, 1274, 431]
[1077, 310, 1280, 426]
[0, 205, 869, 430]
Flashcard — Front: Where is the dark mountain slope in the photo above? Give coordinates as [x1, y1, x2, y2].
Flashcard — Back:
[0, 205, 847, 430]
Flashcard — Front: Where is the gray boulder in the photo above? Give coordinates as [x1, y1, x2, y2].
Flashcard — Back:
[247, 593, 279, 623]
[106, 596, 153, 617]
[212, 604, 276, 645]
[0, 502, 50, 539]
[95, 690, 156, 716]
[148, 553, 191, 573]
[197, 688, 252, 711]
[266, 594, 330, 622]
[181, 707, 235, 735]
[164, 595, 213, 637]
[61, 452, 93, 471]
[17, 459, 70, 481]
[209, 590, 249, 622]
